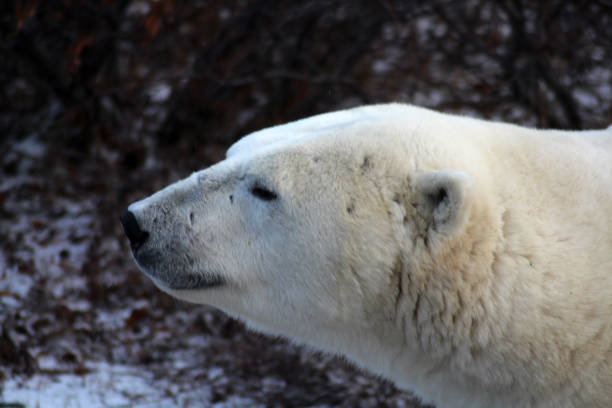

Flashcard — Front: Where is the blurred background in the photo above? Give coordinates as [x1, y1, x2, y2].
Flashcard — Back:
[1, 1, 611, 406]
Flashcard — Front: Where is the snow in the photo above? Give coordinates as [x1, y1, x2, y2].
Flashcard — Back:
[0, 257, 32, 301]
[1, 362, 222, 408]
[13, 138, 45, 158]
[95, 299, 150, 330]
[126, 1, 151, 16]
[148, 83, 172, 103]
[2, 356, 280, 408]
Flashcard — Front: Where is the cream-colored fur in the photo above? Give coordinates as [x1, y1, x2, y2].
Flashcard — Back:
[126, 104, 612, 408]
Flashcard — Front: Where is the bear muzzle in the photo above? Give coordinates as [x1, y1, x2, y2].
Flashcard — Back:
[120, 209, 149, 254]
[120, 208, 226, 291]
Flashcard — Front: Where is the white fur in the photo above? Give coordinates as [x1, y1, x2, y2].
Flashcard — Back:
[127, 104, 612, 408]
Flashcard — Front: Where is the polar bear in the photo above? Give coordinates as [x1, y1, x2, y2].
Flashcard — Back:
[120, 104, 612, 408]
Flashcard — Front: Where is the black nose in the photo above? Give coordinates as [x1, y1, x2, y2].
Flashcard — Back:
[120, 210, 149, 252]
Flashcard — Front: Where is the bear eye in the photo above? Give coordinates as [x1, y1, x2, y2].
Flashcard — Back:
[250, 184, 277, 201]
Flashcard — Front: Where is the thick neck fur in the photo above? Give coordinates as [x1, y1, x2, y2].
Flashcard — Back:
[377, 124, 612, 407]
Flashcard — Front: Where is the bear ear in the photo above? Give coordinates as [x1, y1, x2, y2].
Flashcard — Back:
[414, 169, 473, 241]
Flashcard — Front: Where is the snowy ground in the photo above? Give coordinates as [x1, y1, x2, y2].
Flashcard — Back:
[2, 361, 260, 408]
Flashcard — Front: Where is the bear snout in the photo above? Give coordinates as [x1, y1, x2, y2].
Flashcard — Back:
[120, 210, 149, 254]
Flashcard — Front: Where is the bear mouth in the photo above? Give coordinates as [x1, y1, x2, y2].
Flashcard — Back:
[133, 250, 225, 290]
[142, 267, 226, 290]
[161, 273, 225, 290]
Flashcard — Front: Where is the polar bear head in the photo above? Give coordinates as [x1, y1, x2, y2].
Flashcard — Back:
[121, 104, 495, 383]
